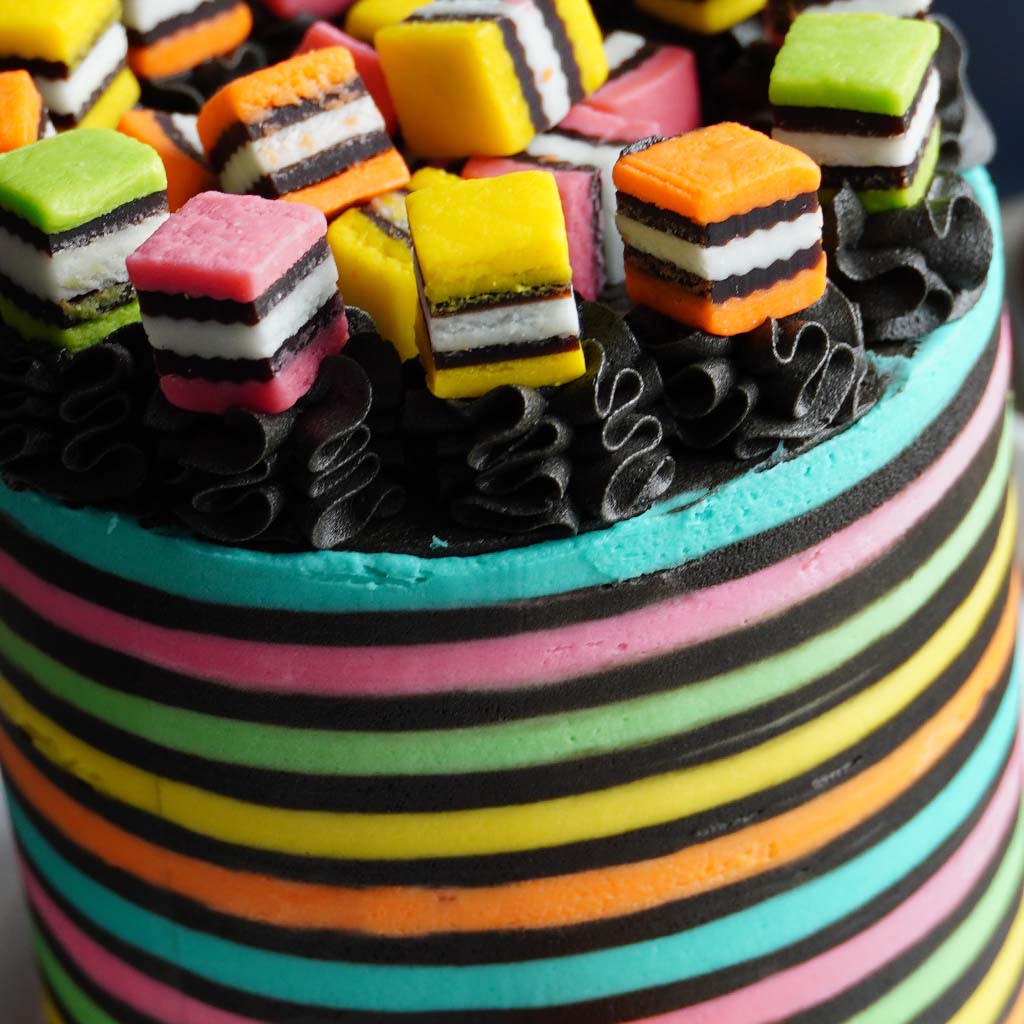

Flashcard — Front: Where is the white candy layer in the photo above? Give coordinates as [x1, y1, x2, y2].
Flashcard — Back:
[603, 32, 647, 74]
[34, 23, 127, 119]
[169, 112, 204, 156]
[0, 211, 168, 303]
[773, 69, 939, 169]
[220, 95, 386, 195]
[122, 0, 209, 33]
[617, 209, 824, 281]
[527, 131, 625, 283]
[426, 291, 579, 354]
[804, 0, 930, 15]
[143, 255, 339, 360]
[415, 0, 573, 129]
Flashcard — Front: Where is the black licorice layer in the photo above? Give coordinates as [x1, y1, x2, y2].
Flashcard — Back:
[821, 127, 936, 191]
[153, 110, 206, 164]
[0, 192, 168, 254]
[0, 322, 1000, 660]
[0, 274, 135, 327]
[138, 240, 331, 325]
[617, 190, 820, 246]
[126, 0, 241, 48]
[432, 334, 581, 370]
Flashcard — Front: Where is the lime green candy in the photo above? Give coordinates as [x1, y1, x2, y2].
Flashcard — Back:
[858, 124, 941, 213]
[769, 12, 941, 116]
[0, 295, 141, 352]
[0, 128, 165, 235]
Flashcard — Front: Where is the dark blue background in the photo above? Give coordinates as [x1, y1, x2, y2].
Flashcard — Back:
[940, 0, 1021, 193]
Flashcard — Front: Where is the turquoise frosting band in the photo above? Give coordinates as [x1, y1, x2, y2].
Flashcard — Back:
[9, 657, 1020, 1013]
[0, 175, 1004, 614]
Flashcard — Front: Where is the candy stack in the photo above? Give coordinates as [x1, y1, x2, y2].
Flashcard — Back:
[614, 122, 826, 335]
[197, 46, 409, 217]
[0, 129, 167, 351]
[770, 12, 941, 212]
[407, 171, 585, 398]
[127, 191, 348, 414]
[0, 71, 54, 153]
[121, 0, 253, 82]
[0, 0, 139, 130]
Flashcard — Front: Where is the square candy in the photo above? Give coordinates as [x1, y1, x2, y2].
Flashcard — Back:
[769, 12, 940, 115]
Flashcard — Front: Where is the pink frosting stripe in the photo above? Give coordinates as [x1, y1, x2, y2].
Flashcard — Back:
[21, 860, 268, 1024]
[630, 738, 1024, 1024]
[0, 326, 1010, 696]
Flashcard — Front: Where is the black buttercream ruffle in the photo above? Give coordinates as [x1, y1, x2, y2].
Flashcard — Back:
[0, 327, 154, 504]
[632, 284, 880, 462]
[823, 174, 993, 345]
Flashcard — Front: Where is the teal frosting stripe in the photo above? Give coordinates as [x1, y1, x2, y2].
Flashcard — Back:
[0, 173, 1004, 614]
[7, 658, 1020, 1014]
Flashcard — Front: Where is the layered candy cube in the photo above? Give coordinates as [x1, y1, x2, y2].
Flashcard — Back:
[463, 155, 606, 301]
[766, 0, 933, 42]
[376, 0, 608, 157]
[0, 129, 168, 351]
[614, 123, 826, 337]
[634, 0, 768, 34]
[0, 70, 54, 153]
[771, 12, 941, 213]
[197, 47, 409, 218]
[0, 0, 140, 130]
[587, 32, 700, 139]
[128, 192, 349, 416]
[118, 108, 217, 211]
[407, 171, 585, 399]
[121, 0, 253, 81]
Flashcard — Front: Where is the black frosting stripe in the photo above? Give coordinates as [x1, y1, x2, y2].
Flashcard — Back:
[623, 242, 824, 303]
[617, 191, 821, 247]
[0, 481, 1002, 814]
[153, 111, 205, 165]
[4, 657, 1011, 967]
[137, 239, 331, 325]
[0, 581, 1010, 890]
[0, 403, 1003, 735]
[15, 753, 1009, 1024]
[820, 127, 936, 192]
[0, 274, 136, 328]
[0, 321, 999, 657]
[152, 293, 344, 384]
[126, 0, 240, 48]
[432, 334, 582, 370]
[0, 192, 168, 254]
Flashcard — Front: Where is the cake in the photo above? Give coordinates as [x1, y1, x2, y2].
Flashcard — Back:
[0, 2, 1020, 1023]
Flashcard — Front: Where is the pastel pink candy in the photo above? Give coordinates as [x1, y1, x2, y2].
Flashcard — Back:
[295, 21, 398, 135]
[587, 45, 700, 138]
[463, 156, 605, 301]
[557, 103, 659, 144]
[262, 0, 358, 17]
[159, 313, 349, 415]
[127, 192, 328, 303]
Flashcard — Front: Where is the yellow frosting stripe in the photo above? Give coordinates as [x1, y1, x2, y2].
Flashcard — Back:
[42, 991, 65, 1024]
[77, 68, 141, 131]
[424, 345, 588, 400]
[948, 893, 1024, 1024]
[552, 0, 607, 93]
[0, 495, 1012, 860]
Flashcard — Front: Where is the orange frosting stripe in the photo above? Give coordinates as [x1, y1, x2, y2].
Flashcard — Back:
[0, 70, 44, 153]
[1006, 982, 1024, 1024]
[626, 255, 828, 337]
[128, 3, 253, 81]
[197, 46, 357, 152]
[613, 123, 822, 225]
[1, 572, 1014, 939]
[117, 109, 217, 212]
[283, 147, 410, 218]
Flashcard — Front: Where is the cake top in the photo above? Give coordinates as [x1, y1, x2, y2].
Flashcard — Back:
[127, 191, 328, 301]
[769, 13, 941, 115]
[406, 171, 572, 307]
[0, 0, 119, 65]
[0, 128, 166, 233]
[613, 123, 821, 224]
[197, 46, 359, 143]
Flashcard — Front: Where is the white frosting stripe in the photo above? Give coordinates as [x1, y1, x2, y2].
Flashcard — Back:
[426, 291, 580, 354]
[34, 23, 128, 119]
[617, 209, 824, 282]
[603, 31, 647, 74]
[142, 256, 340, 360]
[773, 70, 939, 170]
[804, 0, 931, 14]
[220, 95, 387, 196]
[0, 212, 168, 303]
[122, 0, 209, 33]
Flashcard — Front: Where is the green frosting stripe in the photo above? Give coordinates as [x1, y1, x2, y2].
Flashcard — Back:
[0, 428, 1009, 779]
[857, 124, 941, 214]
[33, 929, 118, 1024]
[0, 295, 140, 352]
